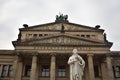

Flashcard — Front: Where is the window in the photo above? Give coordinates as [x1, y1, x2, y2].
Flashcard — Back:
[76, 34, 80, 36]
[58, 66, 66, 77]
[91, 35, 95, 37]
[94, 65, 100, 77]
[33, 34, 37, 38]
[44, 34, 48, 36]
[0, 65, 13, 77]
[113, 66, 120, 78]
[81, 35, 85, 37]
[1, 65, 7, 77]
[86, 35, 90, 38]
[39, 34, 43, 37]
[41, 65, 49, 77]
[8, 65, 13, 77]
[25, 65, 31, 76]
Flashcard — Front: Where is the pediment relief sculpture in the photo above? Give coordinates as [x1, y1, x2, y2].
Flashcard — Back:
[27, 35, 104, 46]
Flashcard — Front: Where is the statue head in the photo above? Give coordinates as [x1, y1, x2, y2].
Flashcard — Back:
[73, 48, 78, 55]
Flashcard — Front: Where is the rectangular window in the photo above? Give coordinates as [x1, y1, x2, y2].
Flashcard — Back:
[91, 35, 95, 37]
[113, 66, 120, 78]
[8, 65, 13, 77]
[39, 34, 43, 37]
[44, 34, 48, 36]
[86, 35, 90, 38]
[1, 65, 7, 77]
[81, 35, 85, 37]
[58, 66, 66, 77]
[41, 65, 49, 77]
[33, 34, 37, 38]
[76, 34, 80, 36]
[25, 65, 31, 77]
[94, 65, 99, 77]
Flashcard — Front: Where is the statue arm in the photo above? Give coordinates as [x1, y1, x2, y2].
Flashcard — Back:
[77, 56, 85, 70]
[68, 57, 74, 64]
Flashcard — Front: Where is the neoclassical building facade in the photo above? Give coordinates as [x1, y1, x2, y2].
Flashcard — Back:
[0, 14, 120, 80]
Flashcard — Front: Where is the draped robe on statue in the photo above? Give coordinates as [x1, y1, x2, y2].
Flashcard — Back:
[68, 49, 85, 80]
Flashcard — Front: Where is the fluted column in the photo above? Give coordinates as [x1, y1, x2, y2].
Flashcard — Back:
[87, 54, 95, 80]
[50, 54, 56, 80]
[106, 54, 114, 80]
[30, 55, 38, 80]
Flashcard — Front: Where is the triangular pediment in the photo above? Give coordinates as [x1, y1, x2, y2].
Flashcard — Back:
[25, 34, 105, 46]
[20, 22, 104, 32]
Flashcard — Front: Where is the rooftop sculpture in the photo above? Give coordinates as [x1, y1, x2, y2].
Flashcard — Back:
[55, 13, 68, 22]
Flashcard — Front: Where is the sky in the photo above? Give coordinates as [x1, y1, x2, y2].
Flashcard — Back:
[0, 0, 120, 51]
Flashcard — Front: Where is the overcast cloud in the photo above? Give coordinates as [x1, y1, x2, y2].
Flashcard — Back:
[0, 0, 120, 50]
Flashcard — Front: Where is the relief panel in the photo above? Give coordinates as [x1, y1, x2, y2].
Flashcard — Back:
[30, 36, 99, 45]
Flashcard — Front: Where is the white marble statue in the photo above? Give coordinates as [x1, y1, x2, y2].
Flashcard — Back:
[68, 49, 85, 80]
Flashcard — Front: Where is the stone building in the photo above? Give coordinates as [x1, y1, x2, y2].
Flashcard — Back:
[0, 14, 120, 80]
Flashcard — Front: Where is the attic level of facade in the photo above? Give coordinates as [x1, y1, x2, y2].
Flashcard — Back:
[23, 33, 98, 41]
[17, 22, 108, 43]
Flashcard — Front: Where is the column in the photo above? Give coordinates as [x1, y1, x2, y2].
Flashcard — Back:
[87, 54, 95, 80]
[106, 54, 114, 80]
[13, 55, 19, 80]
[30, 55, 38, 80]
[50, 54, 56, 80]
